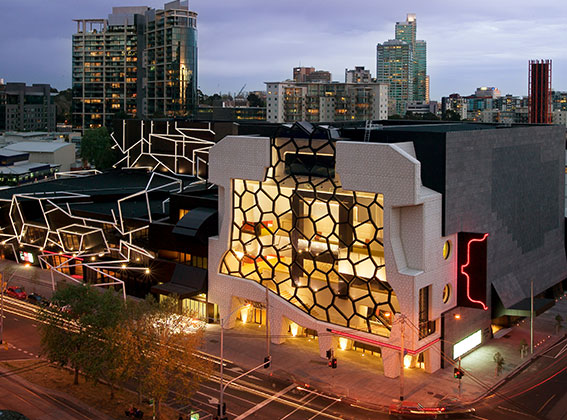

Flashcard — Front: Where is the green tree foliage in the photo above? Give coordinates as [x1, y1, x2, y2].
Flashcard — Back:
[54, 88, 72, 124]
[442, 109, 462, 121]
[112, 296, 211, 419]
[37, 285, 124, 387]
[80, 127, 117, 170]
[247, 93, 266, 108]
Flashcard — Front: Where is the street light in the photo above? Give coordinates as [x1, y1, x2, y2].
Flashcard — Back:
[0, 265, 30, 345]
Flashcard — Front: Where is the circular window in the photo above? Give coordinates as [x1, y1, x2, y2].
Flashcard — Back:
[442, 284, 451, 303]
[443, 240, 451, 260]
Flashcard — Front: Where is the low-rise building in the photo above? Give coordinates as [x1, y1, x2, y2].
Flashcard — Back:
[3, 141, 75, 172]
[345, 66, 372, 84]
[0, 83, 56, 132]
[266, 81, 388, 123]
[208, 120, 567, 377]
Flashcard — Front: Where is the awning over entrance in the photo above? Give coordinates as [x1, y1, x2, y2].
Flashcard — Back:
[151, 264, 207, 299]
[494, 296, 555, 318]
[172, 207, 217, 243]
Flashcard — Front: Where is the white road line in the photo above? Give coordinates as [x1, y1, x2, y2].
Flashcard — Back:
[537, 393, 556, 414]
[497, 405, 536, 418]
[233, 384, 295, 420]
[280, 395, 318, 420]
[307, 399, 339, 420]
[470, 415, 489, 420]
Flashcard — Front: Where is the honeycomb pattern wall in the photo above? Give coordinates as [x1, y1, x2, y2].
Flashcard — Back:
[221, 127, 399, 337]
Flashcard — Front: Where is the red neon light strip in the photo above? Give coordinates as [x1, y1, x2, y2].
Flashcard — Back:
[460, 233, 488, 311]
[42, 249, 84, 262]
[328, 329, 440, 355]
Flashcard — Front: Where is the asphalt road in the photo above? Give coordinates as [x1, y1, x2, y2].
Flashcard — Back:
[2, 296, 566, 420]
[0, 297, 389, 420]
[473, 336, 567, 420]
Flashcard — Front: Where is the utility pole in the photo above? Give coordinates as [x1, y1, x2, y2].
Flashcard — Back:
[265, 286, 270, 358]
[0, 271, 5, 345]
[458, 356, 462, 397]
[399, 315, 405, 402]
[530, 280, 534, 354]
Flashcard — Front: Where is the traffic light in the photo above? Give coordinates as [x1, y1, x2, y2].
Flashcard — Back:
[264, 356, 271, 369]
[328, 357, 337, 369]
[453, 367, 464, 379]
[217, 403, 226, 416]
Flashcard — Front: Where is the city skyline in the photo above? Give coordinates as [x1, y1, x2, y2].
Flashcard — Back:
[1, 0, 567, 100]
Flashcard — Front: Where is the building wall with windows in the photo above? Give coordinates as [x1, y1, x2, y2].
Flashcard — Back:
[208, 123, 455, 377]
[72, 1, 197, 132]
[0, 83, 56, 132]
[265, 82, 388, 123]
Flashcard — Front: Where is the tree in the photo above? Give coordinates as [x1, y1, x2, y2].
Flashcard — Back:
[37, 285, 124, 387]
[556, 314, 563, 334]
[80, 127, 118, 170]
[442, 109, 462, 121]
[54, 88, 72, 124]
[247, 93, 266, 108]
[493, 351, 505, 376]
[112, 296, 211, 419]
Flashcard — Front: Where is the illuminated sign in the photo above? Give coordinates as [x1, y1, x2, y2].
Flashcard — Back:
[19, 251, 34, 264]
[453, 329, 482, 359]
[457, 233, 488, 310]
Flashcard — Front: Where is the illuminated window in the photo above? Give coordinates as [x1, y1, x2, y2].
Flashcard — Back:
[442, 284, 451, 304]
[221, 131, 396, 337]
[443, 240, 451, 259]
[453, 330, 482, 358]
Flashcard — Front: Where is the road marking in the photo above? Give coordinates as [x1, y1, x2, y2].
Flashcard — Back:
[497, 405, 536, 418]
[470, 415, 489, 420]
[537, 393, 556, 414]
[233, 383, 295, 420]
[307, 399, 339, 420]
[280, 395, 318, 420]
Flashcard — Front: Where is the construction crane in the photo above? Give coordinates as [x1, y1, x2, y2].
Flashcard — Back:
[236, 84, 247, 98]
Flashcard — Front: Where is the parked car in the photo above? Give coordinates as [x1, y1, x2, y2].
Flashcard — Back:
[5, 286, 27, 300]
[27, 293, 49, 306]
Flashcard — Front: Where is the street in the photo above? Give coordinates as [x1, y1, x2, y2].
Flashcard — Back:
[1, 296, 566, 419]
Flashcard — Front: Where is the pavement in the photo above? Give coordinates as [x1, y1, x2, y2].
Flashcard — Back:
[3, 260, 567, 412]
[202, 295, 567, 410]
[0, 363, 113, 420]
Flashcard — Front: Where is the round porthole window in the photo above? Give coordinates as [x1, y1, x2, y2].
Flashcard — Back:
[443, 284, 451, 303]
[443, 240, 451, 260]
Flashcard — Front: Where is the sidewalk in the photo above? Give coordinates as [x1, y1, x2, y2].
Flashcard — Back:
[202, 295, 567, 409]
[4, 259, 566, 409]
[0, 364, 114, 420]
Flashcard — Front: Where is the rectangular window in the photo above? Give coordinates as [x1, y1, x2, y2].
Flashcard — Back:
[419, 286, 435, 339]
[284, 152, 335, 178]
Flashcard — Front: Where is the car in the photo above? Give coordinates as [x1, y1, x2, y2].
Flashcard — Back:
[27, 293, 49, 306]
[5, 286, 27, 300]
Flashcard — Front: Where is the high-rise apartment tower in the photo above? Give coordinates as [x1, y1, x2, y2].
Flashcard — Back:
[377, 13, 427, 116]
[72, 1, 197, 132]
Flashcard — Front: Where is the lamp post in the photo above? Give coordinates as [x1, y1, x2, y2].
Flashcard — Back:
[0, 266, 29, 345]
[219, 303, 250, 419]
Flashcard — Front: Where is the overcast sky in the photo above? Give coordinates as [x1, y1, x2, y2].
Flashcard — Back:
[1, 0, 566, 100]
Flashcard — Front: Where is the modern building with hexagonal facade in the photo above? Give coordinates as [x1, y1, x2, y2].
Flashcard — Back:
[208, 121, 567, 378]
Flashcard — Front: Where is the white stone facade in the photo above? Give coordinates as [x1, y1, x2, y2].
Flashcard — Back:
[208, 134, 456, 377]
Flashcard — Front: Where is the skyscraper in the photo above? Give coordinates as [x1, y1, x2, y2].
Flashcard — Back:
[528, 60, 552, 124]
[377, 13, 427, 116]
[376, 40, 412, 116]
[72, 1, 197, 132]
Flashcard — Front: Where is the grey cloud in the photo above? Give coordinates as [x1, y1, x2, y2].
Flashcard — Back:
[1, 0, 566, 100]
